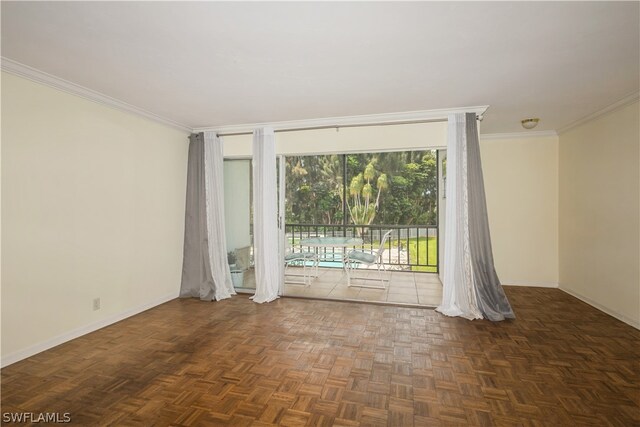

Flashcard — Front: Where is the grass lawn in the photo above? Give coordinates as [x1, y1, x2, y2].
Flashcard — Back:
[397, 237, 437, 273]
[291, 235, 438, 273]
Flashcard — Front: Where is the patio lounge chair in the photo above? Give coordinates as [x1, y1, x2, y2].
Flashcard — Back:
[284, 239, 318, 286]
[344, 229, 393, 289]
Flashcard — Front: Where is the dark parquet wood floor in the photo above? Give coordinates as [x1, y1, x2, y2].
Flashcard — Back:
[2, 287, 639, 426]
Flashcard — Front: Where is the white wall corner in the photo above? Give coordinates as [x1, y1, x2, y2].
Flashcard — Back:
[559, 286, 640, 330]
[1, 291, 180, 368]
[557, 91, 640, 135]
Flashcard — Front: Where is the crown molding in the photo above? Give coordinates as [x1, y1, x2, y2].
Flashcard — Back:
[1, 57, 192, 133]
[557, 91, 640, 135]
[194, 105, 489, 134]
[480, 130, 558, 140]
[1, 56, 492, 136]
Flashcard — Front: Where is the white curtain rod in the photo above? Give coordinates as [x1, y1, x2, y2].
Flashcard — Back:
[212, 115, 482, 137]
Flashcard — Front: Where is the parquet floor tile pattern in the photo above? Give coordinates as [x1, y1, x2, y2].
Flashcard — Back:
[2, 287, 639, 426]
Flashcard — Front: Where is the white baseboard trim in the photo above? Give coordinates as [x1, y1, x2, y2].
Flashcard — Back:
[560, 286, 640, 330]
[1, 291, 179, 368]
[502, 281, 558, 288]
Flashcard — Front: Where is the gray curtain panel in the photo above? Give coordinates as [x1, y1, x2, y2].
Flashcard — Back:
[180, 133, 215, 301]
[465, 113, 515, 320]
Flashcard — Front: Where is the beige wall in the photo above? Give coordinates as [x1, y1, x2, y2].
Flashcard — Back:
[559, 101, 639, 327]
[1, 72, 189, 364]
[481, 135, 559, 287]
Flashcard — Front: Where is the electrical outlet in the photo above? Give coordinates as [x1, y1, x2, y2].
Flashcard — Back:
[93, 298, 100, 311]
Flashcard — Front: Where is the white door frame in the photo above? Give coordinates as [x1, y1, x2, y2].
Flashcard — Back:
[277, 155, 286, 295]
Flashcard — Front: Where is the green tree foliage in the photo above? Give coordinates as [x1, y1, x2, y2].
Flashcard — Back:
[285, 150, 438, 226]
[285, 155, 343, 224]
[377, 151, 438, 225]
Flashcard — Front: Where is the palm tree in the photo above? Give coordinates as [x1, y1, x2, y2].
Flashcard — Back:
[346, 160, 388, 235]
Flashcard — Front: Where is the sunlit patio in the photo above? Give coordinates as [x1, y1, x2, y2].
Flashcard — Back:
[240, 267, 442, 306]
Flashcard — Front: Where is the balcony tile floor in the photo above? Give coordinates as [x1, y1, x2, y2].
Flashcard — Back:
[239, 267, 442, 307]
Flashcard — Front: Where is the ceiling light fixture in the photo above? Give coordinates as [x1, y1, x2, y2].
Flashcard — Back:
[521, 118, 540, 130]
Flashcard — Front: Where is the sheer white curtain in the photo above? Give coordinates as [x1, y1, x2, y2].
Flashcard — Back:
[251, 128, 280, 303]
[204, 131, 235, 300]
[437, 113, 483, 320]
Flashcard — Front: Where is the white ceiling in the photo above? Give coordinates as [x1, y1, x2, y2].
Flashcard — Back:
[1, 2, 638, 134]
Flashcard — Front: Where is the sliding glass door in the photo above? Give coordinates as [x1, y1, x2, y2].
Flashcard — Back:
[284, 150, 439, 273]
[223, 159, 254, 290]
